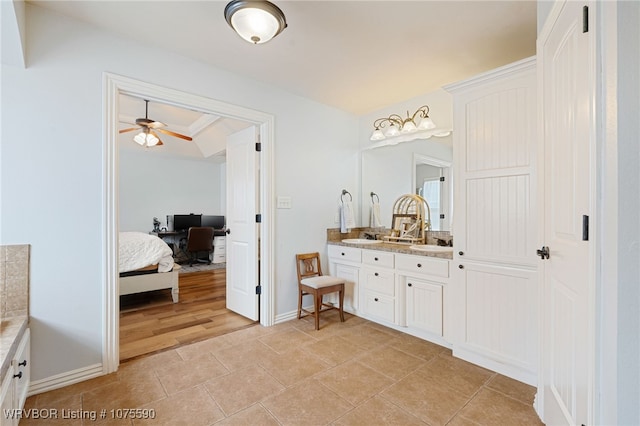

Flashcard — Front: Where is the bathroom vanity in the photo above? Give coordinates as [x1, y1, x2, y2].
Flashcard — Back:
[327, 239, 453, 347]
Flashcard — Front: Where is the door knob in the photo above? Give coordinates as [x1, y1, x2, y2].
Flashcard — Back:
[225, 229, 231, 235]
[537, 246, 550, 260]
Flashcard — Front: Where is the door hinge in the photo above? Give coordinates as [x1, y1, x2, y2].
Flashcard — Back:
[255, 285, 262, 295]
[255, 142, 262, 152]
[583, 6, 589, 33]
[582, 215, 589, 241]
[256, 214, 262, 223]
[440, 176, 445, 182]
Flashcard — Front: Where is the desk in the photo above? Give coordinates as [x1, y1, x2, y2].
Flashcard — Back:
[151, 231, 185, 256]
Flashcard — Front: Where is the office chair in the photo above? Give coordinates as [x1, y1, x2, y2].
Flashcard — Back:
[186, 227, 214, 266]
[296, 252, 345, 330]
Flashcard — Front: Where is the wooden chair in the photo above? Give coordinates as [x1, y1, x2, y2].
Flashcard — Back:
[296, 252, 345, 330]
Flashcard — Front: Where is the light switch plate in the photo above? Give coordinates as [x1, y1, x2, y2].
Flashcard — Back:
[277, 196, 292, 209]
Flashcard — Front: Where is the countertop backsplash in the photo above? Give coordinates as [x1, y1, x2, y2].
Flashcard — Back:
[0, 244, 30, 320]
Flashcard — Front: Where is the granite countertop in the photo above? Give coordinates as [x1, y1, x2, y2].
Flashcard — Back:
[327, 240, 453, 260]
[0, 315, 29, 379]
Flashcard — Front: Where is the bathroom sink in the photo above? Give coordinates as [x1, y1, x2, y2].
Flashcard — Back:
[409, 245, 454, 253]
[341, 239, 383, 245]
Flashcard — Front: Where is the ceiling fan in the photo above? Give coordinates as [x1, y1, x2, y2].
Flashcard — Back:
[119, 99, 193, 147]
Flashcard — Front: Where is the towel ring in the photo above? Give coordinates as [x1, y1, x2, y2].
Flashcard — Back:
[341, 189, 352, 203]
[370, 192, 379, 203]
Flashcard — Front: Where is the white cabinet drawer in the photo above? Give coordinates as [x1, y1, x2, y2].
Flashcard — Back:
[396, 254, 449, 278]
[362, 250, 394, 268]
[361, 268, 395, 297]
[328, 245, 361, 263]
[361, 291, 395, 323]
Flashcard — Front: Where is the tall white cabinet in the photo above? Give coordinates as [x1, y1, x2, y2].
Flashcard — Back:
[445, 57, 538, 385]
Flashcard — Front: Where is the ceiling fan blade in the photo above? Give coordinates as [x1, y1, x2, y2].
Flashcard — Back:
[119, 127, 139, 134]
[156, 128, 193, 141]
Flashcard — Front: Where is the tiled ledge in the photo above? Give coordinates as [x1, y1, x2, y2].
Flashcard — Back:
[1, 315, 28, 379]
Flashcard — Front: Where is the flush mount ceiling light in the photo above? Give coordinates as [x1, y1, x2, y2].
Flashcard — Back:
[370, 105, 436, 141]
[224, 0, 287, 44]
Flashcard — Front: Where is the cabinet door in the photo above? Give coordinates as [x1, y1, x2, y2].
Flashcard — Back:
[12, 329, 29, 411]
[334, 263, 359, 312]
[457, 261, 537, 383]
[1, 369, 16, 426]
[406, 278, 443, 336]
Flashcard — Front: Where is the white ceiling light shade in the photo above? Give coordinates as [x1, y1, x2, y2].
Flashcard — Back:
[134, 130, 160, 147]
[370, 105, 436, 141]
[224, 0, 287, 44]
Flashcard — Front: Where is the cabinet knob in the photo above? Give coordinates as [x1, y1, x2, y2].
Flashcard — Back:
[459, 264, 464, 269]
[341, 252, 345, 256]
[374, 257, 379, 261]
[459, 251, 464, 256]
[408, 283, 413, 287]
[13, 371, 22, 379]
[374, 298, 379, 302]
[18, 360, 27, 367]
[374, 272, 379, 276]
[417, 263, 422, 268]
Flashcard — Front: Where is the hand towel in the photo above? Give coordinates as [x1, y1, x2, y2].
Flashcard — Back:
[370, 201, 382, 227]
[340, 201, 356, 233]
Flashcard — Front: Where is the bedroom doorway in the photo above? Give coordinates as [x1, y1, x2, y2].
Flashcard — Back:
[103, 73, 275, 373]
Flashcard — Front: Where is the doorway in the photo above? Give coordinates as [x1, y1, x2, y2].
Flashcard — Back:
[102, 73, 275, 373]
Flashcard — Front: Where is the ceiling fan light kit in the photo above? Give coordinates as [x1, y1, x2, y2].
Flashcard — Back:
[119, 99, 193, 148]
[224, 0, 287, 44]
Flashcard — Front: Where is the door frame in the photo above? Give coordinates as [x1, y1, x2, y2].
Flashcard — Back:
[101, 73, 275, 373]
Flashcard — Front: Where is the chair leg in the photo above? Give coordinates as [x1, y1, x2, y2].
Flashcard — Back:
[297, 289, 303, 320]
[314, 292, 321, 330]
[338, 286, 345, 322]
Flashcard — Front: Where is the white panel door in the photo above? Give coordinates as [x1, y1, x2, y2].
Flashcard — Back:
[539, 1, 593, 424]
[226, 126, 259, 321]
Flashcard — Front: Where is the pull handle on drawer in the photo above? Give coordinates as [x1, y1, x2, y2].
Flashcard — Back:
[417, 263, 422, 268]
[459, 264, 464, 269]
[374, 272, 379, 276]
[408, 283, 413, 287]
[374, 297, 379, 302]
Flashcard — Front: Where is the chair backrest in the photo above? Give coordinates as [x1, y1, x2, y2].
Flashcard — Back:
[186, 227, 214, 252]
[295, 252, 323, 284]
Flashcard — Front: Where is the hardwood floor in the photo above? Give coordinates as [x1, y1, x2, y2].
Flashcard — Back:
[119, 269, 257, 362]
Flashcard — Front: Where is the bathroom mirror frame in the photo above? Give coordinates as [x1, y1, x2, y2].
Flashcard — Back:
[411, 153, 453, 232]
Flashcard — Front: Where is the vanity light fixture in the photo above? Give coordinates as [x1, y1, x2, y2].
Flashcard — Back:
[224, 0, 287, 44]
[370, 105, 436, 141]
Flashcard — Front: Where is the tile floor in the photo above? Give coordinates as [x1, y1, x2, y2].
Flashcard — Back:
[23, 312, 543, 425]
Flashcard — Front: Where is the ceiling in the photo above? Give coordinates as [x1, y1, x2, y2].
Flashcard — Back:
[29, 0, 537, 160]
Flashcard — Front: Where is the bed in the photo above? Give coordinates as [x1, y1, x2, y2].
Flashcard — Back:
[119, 231, 180, 303]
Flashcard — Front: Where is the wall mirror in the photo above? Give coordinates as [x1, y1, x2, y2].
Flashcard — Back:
[411, 154, 452, 232]
[360, 137, 453, 231]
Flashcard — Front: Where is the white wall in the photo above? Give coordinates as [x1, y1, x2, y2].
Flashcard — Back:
[119, 150, 224, 232]
[0, 4, 358, 382]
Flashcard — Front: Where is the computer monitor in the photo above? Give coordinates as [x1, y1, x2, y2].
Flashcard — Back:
[201, 215, 225, 230]
[173, 214, 201, 232]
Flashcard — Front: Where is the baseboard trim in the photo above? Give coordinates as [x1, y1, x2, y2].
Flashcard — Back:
[274, 305, 315, 324]
[28, 363, 104, 396]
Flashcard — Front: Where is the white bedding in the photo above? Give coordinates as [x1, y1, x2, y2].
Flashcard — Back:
[119, 231, 174, 273]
